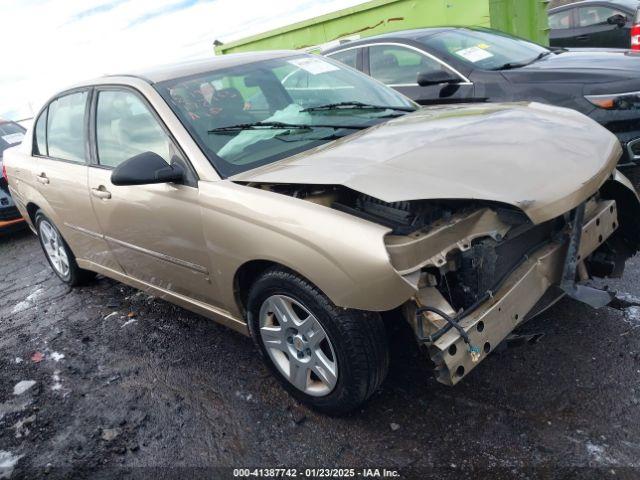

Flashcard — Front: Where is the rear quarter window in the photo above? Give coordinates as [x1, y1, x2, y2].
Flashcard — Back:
[34, 110, 48, 156]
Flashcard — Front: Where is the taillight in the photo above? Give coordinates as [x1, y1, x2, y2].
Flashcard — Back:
[1, 163, 7, 182]
[631, 24, 640, 50]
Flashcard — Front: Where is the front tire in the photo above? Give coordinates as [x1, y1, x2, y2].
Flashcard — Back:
[35, 211, 96, 286]
[247, 267, 389, 415]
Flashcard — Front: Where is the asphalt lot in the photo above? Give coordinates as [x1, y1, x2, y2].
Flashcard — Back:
[1, 228, 640, 479]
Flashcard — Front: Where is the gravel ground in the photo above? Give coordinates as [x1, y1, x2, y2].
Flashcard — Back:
[1, 228, 640, 479]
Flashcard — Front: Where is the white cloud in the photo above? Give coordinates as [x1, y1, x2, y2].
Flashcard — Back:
[0, 0, 368, 120]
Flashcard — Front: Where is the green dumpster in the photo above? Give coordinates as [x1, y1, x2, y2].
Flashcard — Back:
[215, 0, 550, 55]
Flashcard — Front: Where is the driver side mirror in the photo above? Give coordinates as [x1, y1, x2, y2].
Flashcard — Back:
[111, 151, 184, 186]
[417, 71, 462, 87]
[607, 13, 627, 27]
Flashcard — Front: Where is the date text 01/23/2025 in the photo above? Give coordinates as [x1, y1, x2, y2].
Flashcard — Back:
[232, 468, 401, 478]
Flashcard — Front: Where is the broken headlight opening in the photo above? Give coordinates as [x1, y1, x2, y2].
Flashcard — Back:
[585, 90, 640, 110]
[414, 233, 554, 357]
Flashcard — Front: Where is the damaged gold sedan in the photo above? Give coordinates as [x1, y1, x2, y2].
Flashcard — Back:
[4, 52, 640, 414]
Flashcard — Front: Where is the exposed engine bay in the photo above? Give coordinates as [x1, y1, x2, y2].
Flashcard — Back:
[244, 180, 640, 385]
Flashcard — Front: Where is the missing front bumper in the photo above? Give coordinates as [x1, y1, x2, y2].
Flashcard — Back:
[412, 199, 619, 386]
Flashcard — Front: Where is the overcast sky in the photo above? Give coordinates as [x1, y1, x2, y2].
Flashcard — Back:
[0, 0, 367, 120]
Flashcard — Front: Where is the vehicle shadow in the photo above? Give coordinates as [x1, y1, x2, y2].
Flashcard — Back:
[0, 224, 31, 243]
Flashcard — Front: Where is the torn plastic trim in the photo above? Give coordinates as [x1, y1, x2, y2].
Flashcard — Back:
[408, 198, 619, 386]
[385, 208, 512, 275]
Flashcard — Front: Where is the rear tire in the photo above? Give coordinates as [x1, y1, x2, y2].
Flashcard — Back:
[35, 211, 96, 287]
[247, 267, 388, 415]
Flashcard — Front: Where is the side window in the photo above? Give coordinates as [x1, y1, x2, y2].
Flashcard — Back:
[96, 90, 172, 168]
[578, 6, 626, 27]
[369, 45, 449, 86]
[328, 49, 358, 69]
[549, 10, 573, 29]
[47, 92, 88, 163]
[34, 109, 47, 156]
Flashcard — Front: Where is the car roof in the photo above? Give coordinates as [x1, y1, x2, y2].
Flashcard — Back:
[549, 0, 639, 13]
[322, 26, 489, 52]
[351, 27, 457, 40]
[79, 50, 297, 86]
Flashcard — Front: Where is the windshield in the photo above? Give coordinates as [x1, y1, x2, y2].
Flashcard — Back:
[156, 54, 416, 177]
[0, 121, 26, 156]
[419, 28, 550, 71]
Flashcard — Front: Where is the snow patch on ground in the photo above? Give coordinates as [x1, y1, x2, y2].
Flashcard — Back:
[623, 306, 640, 327]
[11, 287, 44, 314]
[51, 371, 63, 392]
[50, 352, 65, 362]
[615, 291, 640, 305]
[0, 451, 23, 479]
[121, 319, 137, 328]
[12, 381, 36, 396]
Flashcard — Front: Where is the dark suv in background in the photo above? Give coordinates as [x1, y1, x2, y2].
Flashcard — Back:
[549, 0, 640, 49]
[0, 119, 26, 232]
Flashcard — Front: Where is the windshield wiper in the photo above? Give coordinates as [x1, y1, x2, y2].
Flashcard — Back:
[492, 50, 553, 71]
[208, 120, 367, 134]
[301, 101, 416, 113]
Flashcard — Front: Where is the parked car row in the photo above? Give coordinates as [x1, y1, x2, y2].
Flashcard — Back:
[323, 25, 640, 178]
[4, 46, 640, 413]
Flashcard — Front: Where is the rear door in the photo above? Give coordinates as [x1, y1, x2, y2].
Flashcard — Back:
[575, 4, 632, 48]
[365, 43, 473, 105]
[32, 90, 122, 272]
[87, 86, 217, 305]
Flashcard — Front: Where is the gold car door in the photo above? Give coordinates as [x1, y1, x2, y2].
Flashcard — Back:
[32, 90, 122, 273]
[87, 87, 218, 305]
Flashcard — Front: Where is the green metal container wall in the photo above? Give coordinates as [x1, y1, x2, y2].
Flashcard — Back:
[215, 0, 549, 55]
[489, 0, 550, 44]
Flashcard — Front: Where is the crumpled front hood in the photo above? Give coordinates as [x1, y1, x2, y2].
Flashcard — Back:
[231, 102, 621, 224]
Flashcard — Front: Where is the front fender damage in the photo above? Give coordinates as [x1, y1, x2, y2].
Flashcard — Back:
[396, 176, 639, 386]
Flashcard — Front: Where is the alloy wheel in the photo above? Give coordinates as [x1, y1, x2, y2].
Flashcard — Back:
[258, 294, 338, 396]
[39, 220, 70, 279]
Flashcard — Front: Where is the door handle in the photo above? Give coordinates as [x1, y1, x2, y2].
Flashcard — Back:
[91, 187, 112, 199]
[36, 173, 49, 184]
[576, 35, 589, 40]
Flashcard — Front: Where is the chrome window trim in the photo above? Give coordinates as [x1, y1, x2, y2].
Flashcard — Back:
[32, 88, 92, 165]
[325, 42, 473, 85]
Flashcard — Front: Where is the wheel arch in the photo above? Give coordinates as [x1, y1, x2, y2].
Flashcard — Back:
[601, 171, 640, 255]
[233, 259, 324, 317]
[26, 202, 40, 228]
